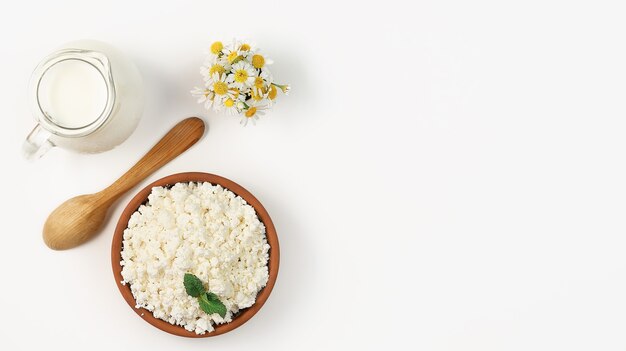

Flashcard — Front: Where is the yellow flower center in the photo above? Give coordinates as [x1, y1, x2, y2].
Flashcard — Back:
[224, 98, 234, 107]
[268, 85, 277, 100]
[230, 88, 240, 96]
[209, 64, 225, 75]
[234, 69, 249, 83]
[213, 81, 228, 95]
[240, 43, 251, 51]
[227, 51, 240, 63]
[252, 54, 265, 69]
[245, 107, 257, 118]
[210, 41, 223, 54]
[254, 77, 264, 89]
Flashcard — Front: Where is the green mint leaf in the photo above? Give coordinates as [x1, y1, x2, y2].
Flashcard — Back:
[198, 292, 227, 318]
[183, 273, 205, 297]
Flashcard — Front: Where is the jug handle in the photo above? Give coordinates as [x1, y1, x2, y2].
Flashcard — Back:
[23, 124, 54, 160]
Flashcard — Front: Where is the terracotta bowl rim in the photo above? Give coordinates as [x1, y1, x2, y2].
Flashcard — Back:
[111, 172, 280, 338]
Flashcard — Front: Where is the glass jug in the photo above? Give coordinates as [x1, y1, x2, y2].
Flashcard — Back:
[23, 40, 143, 159]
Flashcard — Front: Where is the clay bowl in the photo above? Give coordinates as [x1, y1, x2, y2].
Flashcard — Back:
[111, 172, 279, 337]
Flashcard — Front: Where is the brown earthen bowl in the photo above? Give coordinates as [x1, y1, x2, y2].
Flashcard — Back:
[111, 172, 279, 337]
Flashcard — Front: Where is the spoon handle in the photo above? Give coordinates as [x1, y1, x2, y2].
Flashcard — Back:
[103, 117, 205, 201]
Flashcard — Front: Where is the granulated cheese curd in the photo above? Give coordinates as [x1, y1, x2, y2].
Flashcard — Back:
[120, 182, 270, 334]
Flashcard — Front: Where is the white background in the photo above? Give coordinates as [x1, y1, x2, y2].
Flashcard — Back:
[1, 0, 625, 350]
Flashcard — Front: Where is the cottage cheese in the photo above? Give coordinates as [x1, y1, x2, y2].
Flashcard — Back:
[120, 182, 270, 334]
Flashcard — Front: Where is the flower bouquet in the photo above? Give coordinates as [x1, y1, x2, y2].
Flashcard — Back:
[192, 40, 290, 125]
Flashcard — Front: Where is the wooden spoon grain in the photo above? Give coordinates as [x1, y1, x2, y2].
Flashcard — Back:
[43, 117, 205, 250]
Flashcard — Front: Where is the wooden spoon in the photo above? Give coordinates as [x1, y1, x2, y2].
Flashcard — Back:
[43, 117, 205, 250]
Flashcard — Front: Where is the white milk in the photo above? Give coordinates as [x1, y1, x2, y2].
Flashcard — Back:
[37, 59, 108, 129]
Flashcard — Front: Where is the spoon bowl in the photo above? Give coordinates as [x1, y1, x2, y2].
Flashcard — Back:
[43, 193, 111, 250]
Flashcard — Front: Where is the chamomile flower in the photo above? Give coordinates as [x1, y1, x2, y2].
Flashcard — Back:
[219, 96, 242, 115]
[250, 50, 275, 69]
[207, 73, 230, 103]
[242, 46, 263, 63]
[203, 64, 228, 82]
[201, 55, 231, 82]
[228, 61, 257, 89]
[222, 43, 244, 65]
[240, 100, 269, 126]
[210, 41, 224, 55]
[202, 41, 224, 63]
[237, 41, 255, 54]
[191, 87, 215, 109]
